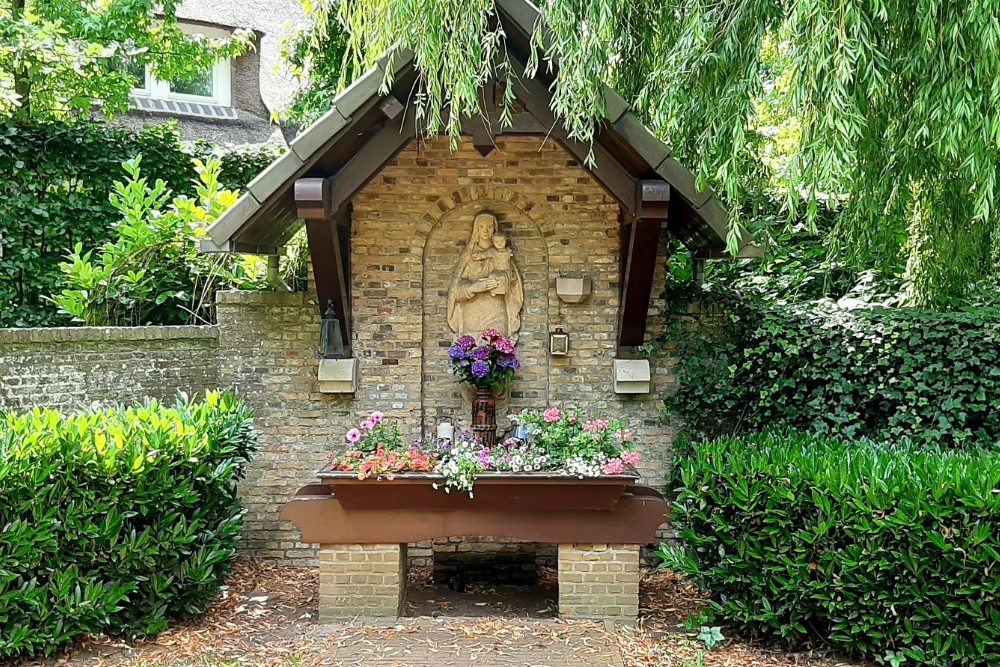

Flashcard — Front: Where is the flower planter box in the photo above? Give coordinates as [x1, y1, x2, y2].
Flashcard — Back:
[316, 468, 640, 511]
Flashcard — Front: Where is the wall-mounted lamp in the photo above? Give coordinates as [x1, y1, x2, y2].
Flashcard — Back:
[549, 327, 570, 356]
[318, 300, 345, 359]
[556, 276, 592, 303]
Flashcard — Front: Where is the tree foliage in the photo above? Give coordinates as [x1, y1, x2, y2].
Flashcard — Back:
[0, 121, 279, 328]
[286, 0, 1000, 306]
[52, 156, 269, 326]
[1, 0, 251, 119]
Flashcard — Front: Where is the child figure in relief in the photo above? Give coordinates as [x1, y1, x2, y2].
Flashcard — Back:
[471, 232, 514, 296]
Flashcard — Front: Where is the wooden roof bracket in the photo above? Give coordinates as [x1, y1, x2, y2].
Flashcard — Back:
[617, 180, 670, 354]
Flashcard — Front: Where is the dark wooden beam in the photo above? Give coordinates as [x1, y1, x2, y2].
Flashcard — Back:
[617, 217, 663, 351]
[507, 54, 639, 213]
[327, 113, 416, 215]
[297, 180, 352, 353]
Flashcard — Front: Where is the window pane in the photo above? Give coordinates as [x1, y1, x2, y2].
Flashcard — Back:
[170, 67, 214, 97]
[110, 57, 146, 88]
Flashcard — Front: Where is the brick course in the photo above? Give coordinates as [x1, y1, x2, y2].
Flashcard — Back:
[318, 543, 407, 620]
[557, 543, 640, 619]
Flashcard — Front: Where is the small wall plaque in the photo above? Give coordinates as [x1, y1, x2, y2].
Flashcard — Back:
[318, 358, 360, 394]
[613, 359, 651, 394]
[556, 276, 592, 303]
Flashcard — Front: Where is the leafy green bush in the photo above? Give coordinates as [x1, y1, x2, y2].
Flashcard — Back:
[668, 432, 1000, 665]
[52, 155, 268, 326]
[662, 291, 1000, 448]
[0, 392, 256, 659]
[0, 120, 278, 327]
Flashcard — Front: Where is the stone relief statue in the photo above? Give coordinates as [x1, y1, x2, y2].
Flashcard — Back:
[447, 212, 524, 340]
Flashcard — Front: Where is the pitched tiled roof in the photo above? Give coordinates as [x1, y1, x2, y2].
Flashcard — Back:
[203, 0, 749, 255]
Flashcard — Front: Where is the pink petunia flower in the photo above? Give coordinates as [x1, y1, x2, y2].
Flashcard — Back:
[542, 407, 562, 423]
[602, 458, 626, 475]
[620, 450, 641, 466]
[370, 411, 385, 424]
[346, 428, 362, 443]
[361, 418, 375, 431]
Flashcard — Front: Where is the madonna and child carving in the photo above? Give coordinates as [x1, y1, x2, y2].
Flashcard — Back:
[447, 212, 524, 340]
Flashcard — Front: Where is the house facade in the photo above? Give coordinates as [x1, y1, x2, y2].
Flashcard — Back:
[115, 0, 309, 147]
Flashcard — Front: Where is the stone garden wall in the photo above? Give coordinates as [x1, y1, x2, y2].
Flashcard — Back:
[0, 135, 677, 566]
[0, 326, 220, 411]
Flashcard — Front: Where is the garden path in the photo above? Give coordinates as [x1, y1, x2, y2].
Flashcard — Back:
[25, 561, 867, 667]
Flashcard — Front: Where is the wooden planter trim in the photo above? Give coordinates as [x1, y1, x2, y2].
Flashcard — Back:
[280, 483, 669, 544]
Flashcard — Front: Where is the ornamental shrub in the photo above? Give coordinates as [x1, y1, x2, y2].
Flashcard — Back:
[0, 120, 279, 327]
[668, 432, 1000, 666]
[662, 293, 1000, 448]
[0, 392, 256, 659]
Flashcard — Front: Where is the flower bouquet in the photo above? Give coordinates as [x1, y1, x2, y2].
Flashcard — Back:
[448, 328, 520, 391]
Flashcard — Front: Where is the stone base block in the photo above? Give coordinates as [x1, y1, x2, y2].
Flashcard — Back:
[319, 543, 406, 621]
[557, 543, 640, 620]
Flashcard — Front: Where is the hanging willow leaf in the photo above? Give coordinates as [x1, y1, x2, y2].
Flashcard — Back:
[284, 0, 1000, 307]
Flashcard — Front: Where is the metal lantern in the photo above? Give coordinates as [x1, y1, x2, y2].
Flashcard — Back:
[549, 327, 570, 356]
[318, 300, 345, 358]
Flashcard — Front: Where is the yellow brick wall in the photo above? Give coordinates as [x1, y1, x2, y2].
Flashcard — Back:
[557, 543, 641, 619]
[218, 135, 678, 563]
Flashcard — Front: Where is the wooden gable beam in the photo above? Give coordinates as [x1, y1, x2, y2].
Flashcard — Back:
[507, 54, 638, 214]
[297, 178, 351, 354]
[617, 216, 663, 352]
[617, 180, 671, 352]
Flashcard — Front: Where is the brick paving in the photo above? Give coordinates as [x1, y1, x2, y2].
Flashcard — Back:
[301, 617, 625, 666]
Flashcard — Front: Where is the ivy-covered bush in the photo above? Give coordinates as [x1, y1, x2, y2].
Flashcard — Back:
[663, 292, 1000, 448]
[668, 432, 1000, 666]
[0, 120, 279, 328]
[0, 392, 256, 659]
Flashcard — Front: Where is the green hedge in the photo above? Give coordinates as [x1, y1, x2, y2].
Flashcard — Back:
[0, 392, 256, 659]
[0, 121, 278, 328]
[664, 297, 1000, 448]
[668, 432, 1000, 665]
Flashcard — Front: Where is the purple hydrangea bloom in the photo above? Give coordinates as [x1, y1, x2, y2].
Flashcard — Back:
[497, 354, 518, 369]
[471, 360, 490, 378]
[457, 335, 476, 350]
[471, 346, 490, 360]
[448, 344, 466, 360]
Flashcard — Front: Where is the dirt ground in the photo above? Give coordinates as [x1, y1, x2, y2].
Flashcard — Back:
[13, 561, 869, 667]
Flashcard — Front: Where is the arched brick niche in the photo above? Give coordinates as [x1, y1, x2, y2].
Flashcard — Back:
[419, 189, 550, 432]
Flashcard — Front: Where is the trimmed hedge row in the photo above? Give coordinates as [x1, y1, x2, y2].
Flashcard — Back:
[664, 298, 1000, 448]
[0, 392, 256, 659]
[668, 432, 1000, 665]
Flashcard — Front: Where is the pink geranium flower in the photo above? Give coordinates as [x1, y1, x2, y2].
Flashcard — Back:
[542, 407, 562, 423]
[346, 428, 362, 443]
[620, 450, 641, 466]
[602, 458, 626, 475]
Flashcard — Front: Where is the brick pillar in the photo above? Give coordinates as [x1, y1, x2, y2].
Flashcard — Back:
[318, 543, 406, 621]
[557, 543, 640, 620]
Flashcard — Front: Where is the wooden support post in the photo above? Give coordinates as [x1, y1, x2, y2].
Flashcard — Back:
[297, 177, 352, 354]
[617, 216, 663, 352]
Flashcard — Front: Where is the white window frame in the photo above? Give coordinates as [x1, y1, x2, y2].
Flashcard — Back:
[131, 24, 232, 107]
